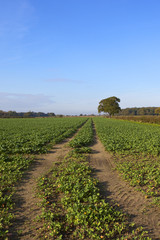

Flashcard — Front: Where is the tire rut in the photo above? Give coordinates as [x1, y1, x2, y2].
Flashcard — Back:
[89, 134, 160, 239]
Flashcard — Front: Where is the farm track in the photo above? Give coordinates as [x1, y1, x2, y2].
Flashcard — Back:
[8, 135, 75, 240]
[89, 130, 160, 239]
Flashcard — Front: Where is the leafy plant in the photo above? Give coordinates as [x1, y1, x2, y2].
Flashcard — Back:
[0, 117, 88, 238]
[36, 120, 149, 239]
[94, 117, 160, 206]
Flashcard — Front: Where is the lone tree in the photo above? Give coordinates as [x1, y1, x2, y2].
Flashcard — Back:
[98, 96, 121, 117]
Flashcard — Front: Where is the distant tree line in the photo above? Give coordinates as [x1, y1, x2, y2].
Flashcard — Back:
[0, 110, 56, 118]
[117, 107, 159, 116]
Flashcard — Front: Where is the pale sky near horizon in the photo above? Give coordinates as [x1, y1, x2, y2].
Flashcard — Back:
[1, 0, 160, 115]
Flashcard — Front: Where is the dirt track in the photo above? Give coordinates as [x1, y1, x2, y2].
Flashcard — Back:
[89, 134, 160, 239]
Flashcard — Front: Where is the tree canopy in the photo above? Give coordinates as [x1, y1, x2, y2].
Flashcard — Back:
[155, 107, 160, 115]
[117, 107, 159, 116]
[0, 110, 56, 118]
[98, 96, 121, 116]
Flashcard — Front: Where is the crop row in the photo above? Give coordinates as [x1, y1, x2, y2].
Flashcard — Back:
[36, 120, 149, 239]
[0, 118, 87, 154]
[93, 117, 160, 205]
[69, 118, 93, 152]
[0, 154, 33, 237]
[93, 117, 160, 156]
[114, 154, 160, 205]
[0, 117, 88, 238]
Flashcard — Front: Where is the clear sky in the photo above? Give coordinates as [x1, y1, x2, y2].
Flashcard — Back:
[1, 0, 160, 115]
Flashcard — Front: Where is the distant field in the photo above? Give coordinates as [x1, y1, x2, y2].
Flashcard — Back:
[113, 115, 160, 124]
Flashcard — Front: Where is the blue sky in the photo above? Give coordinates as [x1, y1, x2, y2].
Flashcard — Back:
[1, 0, 160, 115]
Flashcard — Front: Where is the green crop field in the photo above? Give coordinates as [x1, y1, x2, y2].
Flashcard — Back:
[93, 117, 160, 155]
[1, 116, 160, 239]
[36, 119, 149, 239]
[93, 117, 160, 205]
[0, 117, 87, 238]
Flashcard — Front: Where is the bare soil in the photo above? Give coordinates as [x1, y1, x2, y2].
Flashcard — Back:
[89, 134, 160, 239]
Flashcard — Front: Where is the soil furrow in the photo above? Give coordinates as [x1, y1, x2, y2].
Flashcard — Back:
[89, 135, 160, 239]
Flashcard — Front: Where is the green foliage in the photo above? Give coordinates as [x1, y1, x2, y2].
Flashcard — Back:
[0, 117, 88, 238]
[113, 115, 160, 124]
[115, 155, 160, 204]
[0, 116, 156, 238]
[0, 118, 87, 154]
[0, 154, 33, 238]
[37, 152, 149, 239]
[155, 107, 160, 115]
[118, 107, 158, 116]
[98, 96, 121, 116]
[94, 117, 160, 205]
[36, 121, 149, 239]
[94, 117, 160, 155]
[0, 110, 56, 118]
[69, 118, 93, 149]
